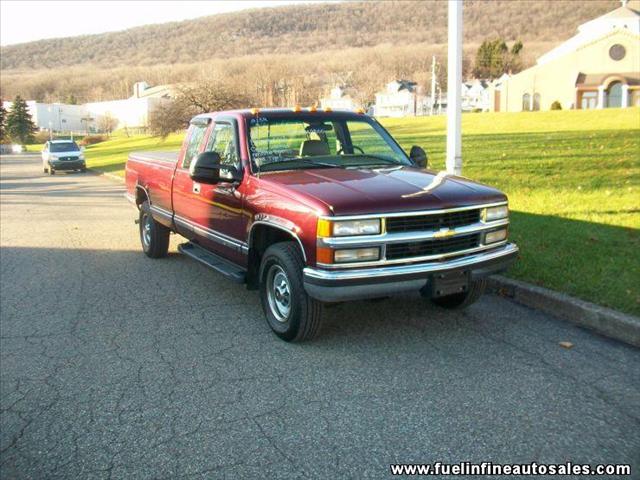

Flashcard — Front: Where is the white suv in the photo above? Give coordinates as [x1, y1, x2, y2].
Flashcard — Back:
[42, 140, 86, 175]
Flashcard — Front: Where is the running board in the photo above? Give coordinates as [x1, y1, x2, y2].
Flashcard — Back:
[178, 242, 246, 284]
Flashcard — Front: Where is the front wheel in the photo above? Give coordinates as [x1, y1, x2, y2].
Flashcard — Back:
[427, 278, 487, 309]
[259, 242, 323, 342]
[139, 201, 170, 258]
[49, 167, 55, 175]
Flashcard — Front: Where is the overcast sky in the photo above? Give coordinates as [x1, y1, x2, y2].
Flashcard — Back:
[0, 0, 322, 46]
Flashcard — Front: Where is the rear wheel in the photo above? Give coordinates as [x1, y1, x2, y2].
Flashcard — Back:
[259, 242, 323, 342]
[428, 278, 487, 309]
[139, 201, 170, 258]
[49, 167, 55, 175]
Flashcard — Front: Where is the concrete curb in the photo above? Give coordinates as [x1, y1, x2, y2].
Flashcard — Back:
[488, 275, 640, 348]
[86, 167, 124, 183]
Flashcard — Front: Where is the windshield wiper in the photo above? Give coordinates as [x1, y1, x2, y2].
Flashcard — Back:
[346, 154, 403, 167]
[257, 157, 344, 172]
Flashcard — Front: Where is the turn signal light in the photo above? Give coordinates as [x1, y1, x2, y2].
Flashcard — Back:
[317, 219, 332, 238]
[316, 247, 334, 264]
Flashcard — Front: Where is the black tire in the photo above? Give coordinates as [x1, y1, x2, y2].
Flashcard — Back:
[80, 167, 87, 173]
[429, 278, 487, 309]
[49, 168, 55, 175]
[259, 242, 323, 342]
[43, 165, 48, 173]
[139, 201, 170, 258]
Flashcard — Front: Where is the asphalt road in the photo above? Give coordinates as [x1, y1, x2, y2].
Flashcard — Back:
[1, 154, 639, 479]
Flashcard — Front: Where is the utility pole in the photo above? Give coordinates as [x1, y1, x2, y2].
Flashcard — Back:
[446, 0, 463, 175]
[430, 55, 437, 116]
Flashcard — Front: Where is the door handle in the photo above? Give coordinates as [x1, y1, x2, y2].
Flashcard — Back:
[193, 183, 201, 194]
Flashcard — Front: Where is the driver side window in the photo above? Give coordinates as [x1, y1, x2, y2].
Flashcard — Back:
[205, 123, 239, 170]
[182, 124, 208, 169]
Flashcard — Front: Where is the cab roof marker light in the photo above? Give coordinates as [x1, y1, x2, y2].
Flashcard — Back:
[355, 107, 366, 114]
[250, 108, 260, 115]
[293, 105, 302, 113]
[309, 105, 318, 112]
[324, 107, 332, 112]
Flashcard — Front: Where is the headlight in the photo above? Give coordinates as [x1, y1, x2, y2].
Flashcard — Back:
[484, 228, 508, 244]
[50, 155, 59, 160]
[483, 205, 509, 222]
[79, 154, 85, 160]
[334, 248, 380, 263]
[317, 218, 381, 237]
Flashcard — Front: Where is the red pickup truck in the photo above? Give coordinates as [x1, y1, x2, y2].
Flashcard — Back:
[125, 109, 517, 342]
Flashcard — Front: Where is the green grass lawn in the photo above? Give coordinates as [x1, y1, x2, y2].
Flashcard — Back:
[84, 132, 184, 175]
[85, 108, 640, 315]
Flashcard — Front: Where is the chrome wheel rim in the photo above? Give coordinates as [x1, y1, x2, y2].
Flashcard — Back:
[142, 213, 152, 248]
[267, 265, 291, 323]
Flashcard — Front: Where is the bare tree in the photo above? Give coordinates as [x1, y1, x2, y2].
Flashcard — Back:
[178, 82, 254, 113]
[97, 113, 118, 136]
[148, 99, 194, 138]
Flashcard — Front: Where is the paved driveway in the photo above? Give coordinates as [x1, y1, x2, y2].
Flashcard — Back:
[1, 154, 639, 479]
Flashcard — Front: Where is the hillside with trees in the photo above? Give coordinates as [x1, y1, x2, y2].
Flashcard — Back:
[0, 0, 626, 104]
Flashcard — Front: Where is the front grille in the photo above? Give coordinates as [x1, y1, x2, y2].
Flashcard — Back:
[385, 233, 480, 260]
[60, 156, 76, 161]
[386, 209, 481, 233]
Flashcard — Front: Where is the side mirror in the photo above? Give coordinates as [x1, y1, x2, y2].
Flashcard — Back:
[190, 151, 242, 184]
[190, 151, 221, 184]
[409, 146, 428, 168]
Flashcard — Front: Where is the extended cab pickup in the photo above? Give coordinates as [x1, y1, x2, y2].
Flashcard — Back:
[125, 109, 518, 342]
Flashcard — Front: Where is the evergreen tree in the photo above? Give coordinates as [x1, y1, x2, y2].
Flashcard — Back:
[473, 38, 524, 79]
[0, 99, 7, 143]
[6, 95, 37, 145]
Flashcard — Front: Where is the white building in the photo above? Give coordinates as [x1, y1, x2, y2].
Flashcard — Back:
[1, 100, 88, 133]
[320, 86, 359, 110]
[85, 97, 165, 132]
[374, 80, 422, 117]
[3, 81, 174, 133]
[461, 80, 491, 111]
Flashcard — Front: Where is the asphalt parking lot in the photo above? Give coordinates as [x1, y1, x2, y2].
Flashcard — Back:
[1, 154, 639, 479]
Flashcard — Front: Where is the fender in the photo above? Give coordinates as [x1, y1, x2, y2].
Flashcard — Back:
[134, 183, 151, 208]
[136, 183, 174, 227]
[248, 214, 307, 262]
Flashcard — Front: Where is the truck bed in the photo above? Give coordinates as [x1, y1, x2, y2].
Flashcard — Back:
[129, 151, 179, 164]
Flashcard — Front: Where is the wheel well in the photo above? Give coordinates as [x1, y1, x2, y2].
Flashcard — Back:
[246, 224, 304, 290]
[135, 186, 149, 208]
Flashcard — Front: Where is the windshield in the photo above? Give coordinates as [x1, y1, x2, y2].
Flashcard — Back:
[248, 115, 410, 172]
[50, 142, 80, 152]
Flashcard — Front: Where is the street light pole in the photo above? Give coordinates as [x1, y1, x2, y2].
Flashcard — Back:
[446, 0, 463, 175]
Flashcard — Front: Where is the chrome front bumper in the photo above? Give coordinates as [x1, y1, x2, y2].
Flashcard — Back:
[303, 243, 518, 302]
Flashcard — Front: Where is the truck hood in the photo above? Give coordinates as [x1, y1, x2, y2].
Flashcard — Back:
[260, 166, 506, 215]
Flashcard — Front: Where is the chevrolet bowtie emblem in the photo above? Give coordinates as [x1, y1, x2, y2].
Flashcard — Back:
[433, 228, 456, 238]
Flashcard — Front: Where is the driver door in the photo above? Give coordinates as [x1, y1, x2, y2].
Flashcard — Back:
[173, 119, 247, 265]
